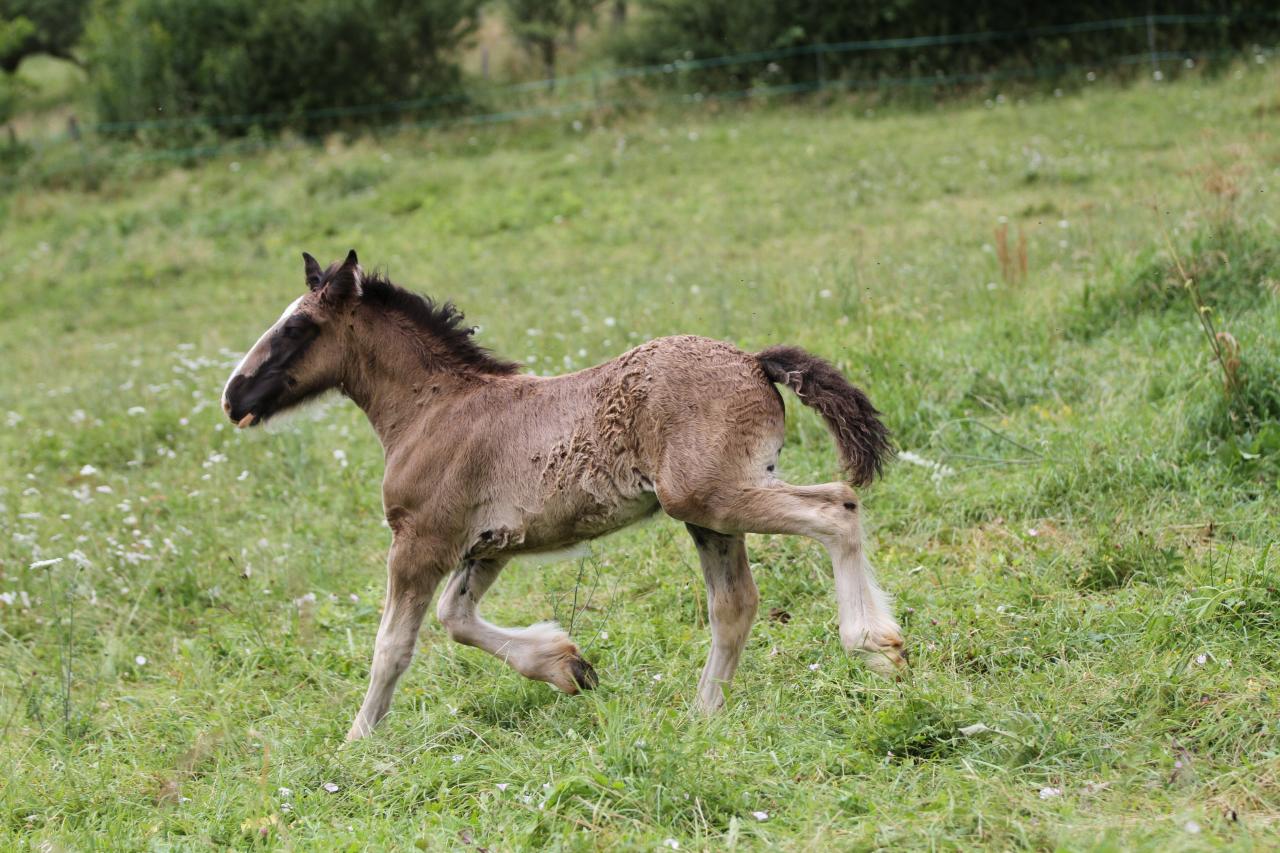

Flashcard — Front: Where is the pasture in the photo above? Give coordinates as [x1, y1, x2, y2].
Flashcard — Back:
[2, 66, 1279, 849]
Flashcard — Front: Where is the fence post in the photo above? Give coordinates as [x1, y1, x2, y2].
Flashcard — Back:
[68, 115, 92, 185]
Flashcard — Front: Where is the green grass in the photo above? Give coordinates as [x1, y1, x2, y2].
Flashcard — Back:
[2, 66, 1279, 849]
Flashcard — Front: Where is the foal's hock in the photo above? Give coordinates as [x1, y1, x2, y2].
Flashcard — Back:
[222, 251, 900, 740]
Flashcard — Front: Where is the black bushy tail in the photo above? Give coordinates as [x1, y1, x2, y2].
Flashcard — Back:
[757, 345, 893, 487]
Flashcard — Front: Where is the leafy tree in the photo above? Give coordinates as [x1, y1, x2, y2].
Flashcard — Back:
[504, 0, 600, 85]
[0, 15, 33, 128]
[85, 0, 482, 138]
[0, 0, 90, 72]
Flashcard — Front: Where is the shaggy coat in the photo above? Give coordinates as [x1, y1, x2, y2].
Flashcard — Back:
[222, 251, 901, 741]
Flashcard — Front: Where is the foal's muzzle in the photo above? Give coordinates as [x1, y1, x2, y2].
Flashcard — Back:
[221, 374, 262, 428]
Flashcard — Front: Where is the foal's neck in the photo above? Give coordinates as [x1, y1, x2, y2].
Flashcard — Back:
[339, 309, 490, 450]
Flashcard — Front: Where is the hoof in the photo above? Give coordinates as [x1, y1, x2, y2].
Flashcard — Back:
[858, 645, 909, 678]
[847, 629, 909, 678]
[569, 656, 598, 691]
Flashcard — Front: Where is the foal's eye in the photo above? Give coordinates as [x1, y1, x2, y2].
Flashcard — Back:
[282, 325, 304, 340]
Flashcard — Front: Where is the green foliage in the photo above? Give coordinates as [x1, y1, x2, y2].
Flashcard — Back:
[1076, 530, 1183, 591]
[504, 0, 601, 78]
[83, 0, 482, 139]
[0, 0, 88, 72]
[608, 0, 1280, 85]
[1074, 224, 1278, 337]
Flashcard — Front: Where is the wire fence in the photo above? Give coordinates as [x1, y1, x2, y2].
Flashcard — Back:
[7, 11, 1279, 186]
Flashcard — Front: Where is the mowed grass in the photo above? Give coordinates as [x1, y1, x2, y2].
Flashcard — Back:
[2, 66, 1279, 849]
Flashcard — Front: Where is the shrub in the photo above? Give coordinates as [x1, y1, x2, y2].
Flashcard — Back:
[607, 1, 1280, 88]
[83, 0, 481, 140]
[0, 0, 90, 72]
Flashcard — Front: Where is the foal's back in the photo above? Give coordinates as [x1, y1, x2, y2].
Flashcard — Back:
[458, 335, 786, 555]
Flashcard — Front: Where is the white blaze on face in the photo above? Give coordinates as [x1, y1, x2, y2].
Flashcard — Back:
[221, 295, 306, 410]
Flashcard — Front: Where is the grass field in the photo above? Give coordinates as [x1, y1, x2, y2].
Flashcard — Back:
[2, 65, 1280, 849]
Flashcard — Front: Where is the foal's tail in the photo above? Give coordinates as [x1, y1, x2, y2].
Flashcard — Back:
[757, 345, 893, 487]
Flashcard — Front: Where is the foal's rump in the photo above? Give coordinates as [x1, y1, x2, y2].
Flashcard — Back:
[631, 336, 890, 481]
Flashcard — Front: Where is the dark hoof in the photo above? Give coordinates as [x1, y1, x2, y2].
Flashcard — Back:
[569, 656, 598, 691]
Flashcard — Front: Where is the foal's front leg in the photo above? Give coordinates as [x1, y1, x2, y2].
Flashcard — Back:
[346, 535, 449, 742]
[437, 558, 598, 693]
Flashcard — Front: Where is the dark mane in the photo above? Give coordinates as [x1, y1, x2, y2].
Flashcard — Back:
[357, 271, 520, 376]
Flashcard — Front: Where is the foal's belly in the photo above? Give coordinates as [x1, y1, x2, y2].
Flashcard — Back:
[482, 486, 661, 560]
[532, 489, 660, 551]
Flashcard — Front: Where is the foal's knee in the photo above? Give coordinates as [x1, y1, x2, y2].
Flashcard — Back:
[374, 637, 416, 676]
[436, 599, 473, 643]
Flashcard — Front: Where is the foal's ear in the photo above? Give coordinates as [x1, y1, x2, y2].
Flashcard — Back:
[322, 248, 361, 303]
[302, 252, 323, 291]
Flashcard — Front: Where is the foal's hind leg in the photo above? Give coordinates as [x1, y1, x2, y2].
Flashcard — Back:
[437, 559, 598, 694]
[663, 481, 905, 674]
[686, 524, 759, 712]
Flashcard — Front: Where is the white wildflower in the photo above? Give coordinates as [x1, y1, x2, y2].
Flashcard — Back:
[322, 782, 339, 793]
[452, 754, 463, 763]
[897, 450, 955, 483]
[0, 592, 15, 606]
[751, 811, 769, 821]
[1184, 820, 1201, 834]
[808, 663, 820, 671]
[496, 783, 508, 792]
[30, 558, 63, 570]
[333, 449, 348, 467]
[278, 787, 292, 797]
[603, 317, 616, 327]
[135, 655, 147, 666]
[79, 464, 98, 476]
[664, 840, 679, 850]
[127, 406, 146, 416]
[1038, 787, 1062, 800]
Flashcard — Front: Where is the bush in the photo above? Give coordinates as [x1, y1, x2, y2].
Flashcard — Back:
[84, 0, 481, 140]
[608, 1, 1280, 88]
[0, 0, 90, 72]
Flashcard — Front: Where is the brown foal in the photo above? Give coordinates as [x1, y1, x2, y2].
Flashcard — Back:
[221, 251, 900, 741]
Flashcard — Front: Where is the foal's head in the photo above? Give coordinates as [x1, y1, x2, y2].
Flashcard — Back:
[221, 250, 362, 428]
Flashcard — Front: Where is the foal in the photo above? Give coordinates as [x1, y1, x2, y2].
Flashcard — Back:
[222, 251, 901, 741]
